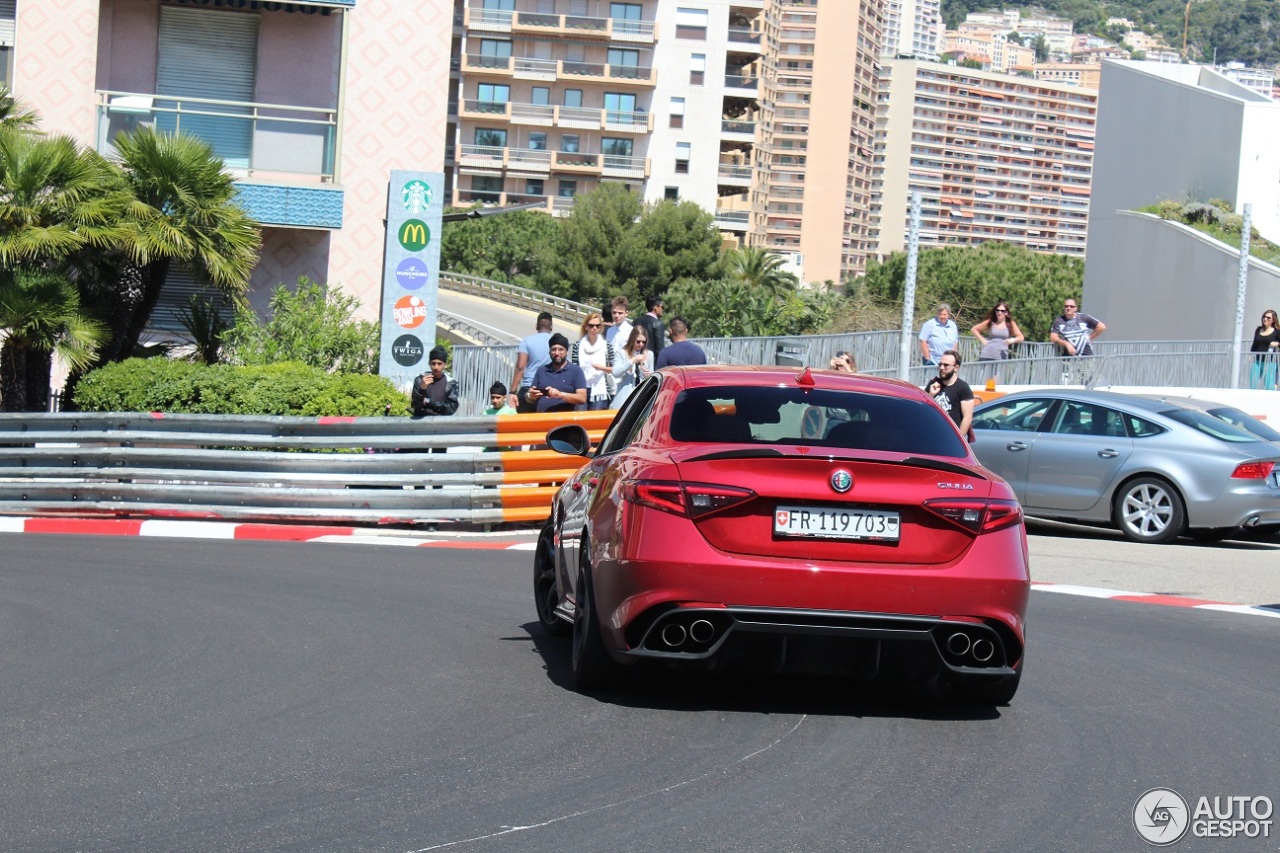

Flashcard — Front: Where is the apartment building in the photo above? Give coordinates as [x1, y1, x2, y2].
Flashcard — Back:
[1034, 63, 1102, 89]
[871, 59, 1097, 259]
[882, 0, 942, 61]
[754, 0, 883, 284]
[942, 30, 1035, 74]
[646, 0, 764, 240]
[10, 0, 452, 327]
[451, 0, 659, 215]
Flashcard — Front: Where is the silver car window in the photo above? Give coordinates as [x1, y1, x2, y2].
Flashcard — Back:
[972, 397, 1054, 432]
[1161, 409, 1263, 444]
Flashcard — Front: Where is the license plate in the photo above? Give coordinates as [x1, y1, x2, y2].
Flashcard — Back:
[773, 505, 900, 541]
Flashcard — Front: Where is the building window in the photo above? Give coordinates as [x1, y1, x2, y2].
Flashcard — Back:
[675, 141, 691, 174]
[530, 86, 550, 105]
[604, 92, 636, 124]
[675, 7, 708, 40]
[665, 186, 679, 200]
[602, 137, 633, 167]
[669, 96, 685, 128]
[560, 134, 580, 153]
[563, 89, 583, 108]
[472, 175, 503, 202]
[690, 53, 706, 85]
[474, 127, 508, 148]
[528, 132, 547, 150]
[526, 179, 544, 196]
[476, 83, 510, 114]
[558, 179, 578, 198]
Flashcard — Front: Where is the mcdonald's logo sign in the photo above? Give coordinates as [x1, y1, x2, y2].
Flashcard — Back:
[398, 219, 431, 251]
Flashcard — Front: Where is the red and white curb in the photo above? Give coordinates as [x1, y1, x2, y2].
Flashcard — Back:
[1032, 582, 1280, 619]
[2, 517, 1275, 617]
[0, 517, 537, 551]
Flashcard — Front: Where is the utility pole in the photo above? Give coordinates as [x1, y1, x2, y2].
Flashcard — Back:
[899, 192, 922, 381]
[1232, 203, 1252, 389]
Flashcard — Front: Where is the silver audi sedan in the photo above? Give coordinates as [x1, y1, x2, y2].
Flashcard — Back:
[971, 390, 1280, 543]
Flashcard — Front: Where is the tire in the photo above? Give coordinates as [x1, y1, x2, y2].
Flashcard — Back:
[1112, 476, 1186, 544]
[534, 519, 570, 637]
[571, 544, 622, 691]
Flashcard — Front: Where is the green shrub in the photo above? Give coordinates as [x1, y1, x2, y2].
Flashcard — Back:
[73, 358, 411, 416]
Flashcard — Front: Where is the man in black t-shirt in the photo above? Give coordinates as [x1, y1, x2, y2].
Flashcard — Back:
[923, 349, 974, 436]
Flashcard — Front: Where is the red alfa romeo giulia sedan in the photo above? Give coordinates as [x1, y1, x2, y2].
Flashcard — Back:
[533, 366, 1029, 705]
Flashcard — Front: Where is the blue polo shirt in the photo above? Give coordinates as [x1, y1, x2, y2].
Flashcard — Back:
[531, 361, 587, 412]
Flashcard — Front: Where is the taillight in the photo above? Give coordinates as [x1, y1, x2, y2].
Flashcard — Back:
[622, 480, 755, 519]
[922, 498, 1023, 534]
[1231, 461, 1275, 479]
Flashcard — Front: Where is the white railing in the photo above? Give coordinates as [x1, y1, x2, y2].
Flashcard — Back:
[96, 90, 338, 181]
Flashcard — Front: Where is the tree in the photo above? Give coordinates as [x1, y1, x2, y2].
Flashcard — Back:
[0, 129, 129, 409]
[538, 182, 644, 303]
[855, 241, 1083, 342]
[725, 246, 798, 296]
[439, 207, 560, 286]
[620, 198, 725, 296]
[96, 127, 260, 365]
[0, 86, 38, 131]
[0, 269, 106, 411]
[221, 277, 379, 374]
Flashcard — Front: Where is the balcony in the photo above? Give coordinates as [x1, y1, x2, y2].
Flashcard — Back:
[97, 89, 339, 182]
[457, 145, 649, 179]
[727, 27, 762, 52]
[720, 119, 756, 140]
[476, 57, 655, 87]
[717, 164, 753, 186]
[463, 4, 657, 44]
[714, 208, 751, 231]
[724, 74, 760, 96]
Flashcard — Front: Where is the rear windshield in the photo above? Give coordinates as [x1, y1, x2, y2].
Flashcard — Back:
[1162, 409, 1267, 444]
[1206, 407, 1280, 443]
[670, 386, 969, 458]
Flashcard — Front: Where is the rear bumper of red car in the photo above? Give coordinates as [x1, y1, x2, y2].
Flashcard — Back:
[590, 522, 1029, 679]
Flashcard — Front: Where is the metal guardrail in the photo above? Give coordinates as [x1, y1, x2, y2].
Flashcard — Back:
[0, 411, 614, 527]
[439, 272, 596, 325]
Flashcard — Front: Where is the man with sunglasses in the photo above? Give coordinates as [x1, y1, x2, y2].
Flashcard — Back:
[1050, 299, 1105, 357]
[923, 350, 974, 437]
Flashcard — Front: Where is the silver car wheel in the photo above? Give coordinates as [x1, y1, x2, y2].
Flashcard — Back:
[1115, 477, 1185, 544]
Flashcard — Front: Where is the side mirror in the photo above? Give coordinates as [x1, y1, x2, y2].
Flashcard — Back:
[546, 424, 592, 456]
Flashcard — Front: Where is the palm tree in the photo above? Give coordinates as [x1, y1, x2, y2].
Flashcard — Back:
[0, 128, 133, 268]
[0, 269, 106, 411]
[727, 246, 799, 296]
[0, 129, 132, 409]
[96, 127, 261, 364]
[0, 86, 38, 131]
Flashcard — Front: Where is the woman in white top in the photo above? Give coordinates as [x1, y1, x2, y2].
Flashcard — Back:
[571, 312, 620, 410]
[610, 325, 654, 409]
[971, 300, 1025, 362]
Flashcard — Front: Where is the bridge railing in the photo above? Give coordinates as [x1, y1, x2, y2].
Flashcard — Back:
[439, 272, 596, 326]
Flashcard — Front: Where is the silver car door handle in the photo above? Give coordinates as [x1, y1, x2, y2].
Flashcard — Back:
[1098, 449, 1119, 458]
[1006, 442, 1029, 452]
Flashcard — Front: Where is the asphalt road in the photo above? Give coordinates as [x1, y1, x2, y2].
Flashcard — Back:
[3, 533, 1278, 852]
[437, 291, 540, 345]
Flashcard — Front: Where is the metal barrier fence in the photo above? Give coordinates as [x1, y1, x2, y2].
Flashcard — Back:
[446, 334, 1252, 415]
[0, 411, 614, 527]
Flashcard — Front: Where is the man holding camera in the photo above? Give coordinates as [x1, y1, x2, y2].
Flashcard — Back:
[410, 346, 460, 418]
[527, 333, 588, 413]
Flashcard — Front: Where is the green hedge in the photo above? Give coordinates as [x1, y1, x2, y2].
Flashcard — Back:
[72, 359, 412, 417]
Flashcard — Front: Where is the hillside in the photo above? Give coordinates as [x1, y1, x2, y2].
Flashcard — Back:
[942, 0, 1280, 67]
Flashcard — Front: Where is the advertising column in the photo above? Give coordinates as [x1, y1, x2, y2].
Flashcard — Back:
[379, 171, 444, 389]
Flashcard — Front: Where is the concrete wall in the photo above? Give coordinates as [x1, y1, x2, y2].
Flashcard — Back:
[1085, 60, 1280, 334]
[1084, 212, 1280, 342]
